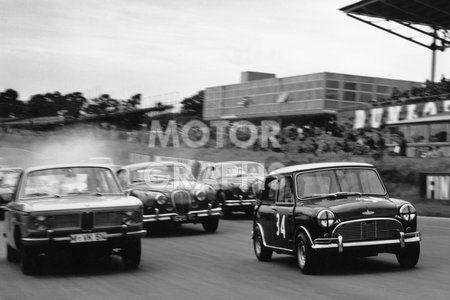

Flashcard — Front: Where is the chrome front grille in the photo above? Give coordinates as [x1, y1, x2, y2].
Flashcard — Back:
[95, 212, 123, 227]
[50, 214, 80, 229]
[171, 190, 191, 214]
[332, 219, 403, 242]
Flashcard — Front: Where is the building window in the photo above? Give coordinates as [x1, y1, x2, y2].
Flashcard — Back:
[325, 89, 339, 100]
[360, 92, 374, 102]
[326, 80, 339, 89]
[410, 125, 427, 143]
[360, 83, 373, 92]
[344, 82, 357, 90]
[343, 91, 356, 101]
[430, 124, 448, 142]
[377, 85, 390, 94]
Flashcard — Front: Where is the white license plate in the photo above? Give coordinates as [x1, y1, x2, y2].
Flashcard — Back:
[70, 232, 107, 243]
[172, 215, 187, 222]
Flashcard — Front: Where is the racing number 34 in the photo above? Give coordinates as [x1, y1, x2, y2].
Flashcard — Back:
[275, 213, 286, 238]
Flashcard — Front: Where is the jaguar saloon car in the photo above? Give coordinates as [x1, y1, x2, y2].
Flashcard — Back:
[117, 161, 221, 233]
[198, 161, 265, 218]
[0, 164, 146, 275]
[252, 162, 421, 274]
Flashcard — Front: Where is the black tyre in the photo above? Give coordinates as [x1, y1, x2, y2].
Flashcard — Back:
[20, 246, 37, 275]
[396, 242, 420, 268]
[6, 244, 20, 263]
[122, 239, 141, 269]
[202, 217, 219, 233]
[296, 232, 318, 274]
[253, 227, 272, 261]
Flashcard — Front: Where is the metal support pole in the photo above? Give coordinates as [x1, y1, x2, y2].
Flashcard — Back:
[431, 30, 437, 82]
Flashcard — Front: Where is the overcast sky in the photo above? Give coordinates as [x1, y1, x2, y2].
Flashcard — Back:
[1, 0, 449, 106]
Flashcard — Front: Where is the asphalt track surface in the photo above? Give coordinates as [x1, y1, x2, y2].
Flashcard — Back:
[0, 216, 449, 300]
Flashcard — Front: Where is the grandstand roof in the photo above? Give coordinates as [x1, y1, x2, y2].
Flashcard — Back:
[341, 0, 450, 29]
[340, 0, 450, 50]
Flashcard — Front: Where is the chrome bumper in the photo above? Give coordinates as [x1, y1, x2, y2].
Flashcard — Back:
[223, 199, 256, 207]
[312, 231, 421, 253]
[22, 228, 147, 246]
[143, 205, 222, 222]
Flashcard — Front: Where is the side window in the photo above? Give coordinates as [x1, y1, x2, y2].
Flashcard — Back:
[277, 176, 293, 203]
[263, 177, 278, 203]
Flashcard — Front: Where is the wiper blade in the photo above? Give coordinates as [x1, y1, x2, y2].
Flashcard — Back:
[335, 192, 362, 197]
[301, 192, 362, 200]
[66, 191, 104, 196]
[301, 194, 332, 200]
[25, 192, 60, 198]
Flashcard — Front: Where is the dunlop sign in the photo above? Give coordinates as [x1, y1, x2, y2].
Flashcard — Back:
[339, 99, 450, 129]
[425, 175, 450, 201]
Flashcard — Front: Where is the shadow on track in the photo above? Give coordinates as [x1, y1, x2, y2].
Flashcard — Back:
[271, 255, 414, 276]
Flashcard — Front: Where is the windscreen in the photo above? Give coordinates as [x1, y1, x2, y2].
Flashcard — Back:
[129, 164, 195, 184]
[21, 167, 121, 199]
[296, 168, 386, 198]
[218, 162, 265, 178]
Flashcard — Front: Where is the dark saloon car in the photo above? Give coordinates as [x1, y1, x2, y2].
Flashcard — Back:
[117, 161, 222, 233]
[1, 164, 146, 275]
[198, 161, 265, 218]
[252, 162, 421, 274]
[0, 167, 22, 220]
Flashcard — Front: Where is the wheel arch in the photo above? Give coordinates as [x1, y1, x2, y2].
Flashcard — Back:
[294, 226, 314, 246]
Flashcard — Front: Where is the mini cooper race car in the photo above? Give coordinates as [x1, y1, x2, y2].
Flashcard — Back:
[198, 161, 265, 218]
[252, 162, 421, 274]
[117, 161, 221, 233]
[1, 164, 146, 275]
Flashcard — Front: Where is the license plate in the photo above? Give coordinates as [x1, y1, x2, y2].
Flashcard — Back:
[172, 215, 187, 222]
[70, 232, 107, 243]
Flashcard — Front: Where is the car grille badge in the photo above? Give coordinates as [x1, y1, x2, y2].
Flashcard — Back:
[362, 209, 374, 216]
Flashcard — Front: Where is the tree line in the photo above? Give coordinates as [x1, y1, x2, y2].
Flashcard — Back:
[0, 89, 143, 120]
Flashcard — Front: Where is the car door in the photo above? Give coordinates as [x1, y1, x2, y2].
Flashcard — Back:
[271, 176, 295, 251]
[256, 176, 278, 247]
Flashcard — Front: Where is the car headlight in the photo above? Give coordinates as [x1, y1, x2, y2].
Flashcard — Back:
[122, 211, 142, 225]
[240, 183, 249, 193]
[28, 215, 50, 231]
[317, 210, 335, 228]
[399, 204, 416, 222]
[195, 190, 206, 201]
[155, 193, 167, 205]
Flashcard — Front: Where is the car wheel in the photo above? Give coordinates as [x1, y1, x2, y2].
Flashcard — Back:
[296, 233, 318, 274]
[253, 227, 272, 261]
[6, 244, 20, 263]
[21, 246, 37, 275]
[202, 217, 219, 233]
[122, 239, 141, 269]
[396, 242, 420, 268]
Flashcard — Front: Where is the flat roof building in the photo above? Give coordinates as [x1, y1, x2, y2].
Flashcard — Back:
[203, 71, 422, 123]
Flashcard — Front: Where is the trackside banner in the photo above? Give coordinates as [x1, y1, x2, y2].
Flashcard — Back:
[339, 99, 450, 129]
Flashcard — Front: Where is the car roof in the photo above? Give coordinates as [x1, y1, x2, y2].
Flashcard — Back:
[211, 161, 264, 166]
[269, 162, 375, 176]
[0, 167, 22, 172]
[121, 161, 190, 171]
[23, 163, 115, 173]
